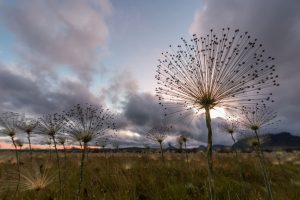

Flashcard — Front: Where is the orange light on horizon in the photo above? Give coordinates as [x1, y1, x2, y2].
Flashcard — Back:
[0, 143, 100, 150]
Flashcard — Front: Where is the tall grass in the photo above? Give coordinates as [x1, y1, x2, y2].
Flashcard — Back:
[0, 152, 299, 199]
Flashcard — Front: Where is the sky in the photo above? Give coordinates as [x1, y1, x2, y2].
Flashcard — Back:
[0, 0, 299, 148]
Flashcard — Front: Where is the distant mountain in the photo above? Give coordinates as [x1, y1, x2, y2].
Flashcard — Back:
[166, 143, 177, 150]
[212, 144, 231, 151]
[233, 132, 300, 151]
[197, 145, 206, 151]
[196, 144, 232, 151]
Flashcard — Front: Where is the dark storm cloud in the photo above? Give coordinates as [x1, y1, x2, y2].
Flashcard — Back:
[0, 66, 102, 115]
[190, 0, 300, 135]
[124, 93, 162, 127]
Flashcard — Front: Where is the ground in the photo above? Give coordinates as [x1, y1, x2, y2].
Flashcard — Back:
[0, 151, 299, 199]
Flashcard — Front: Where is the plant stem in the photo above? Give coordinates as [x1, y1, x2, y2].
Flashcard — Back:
[34, 190, 41, 200]
[204, 107, 216, 200]
[254, 130, 273, 200]
[159, 142, 164, 161]
[11, 136, 20, 200]
[184, 141, 188, 163]
[63, 144, 67, 162]
[49, 145, 52, 160]
[27, 132, 33, 162]
[52, 136, 63, 199]
[77, 143, 87, 200]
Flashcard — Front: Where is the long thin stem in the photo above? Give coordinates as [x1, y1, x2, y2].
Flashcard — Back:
[63, 144, 67, 162]
[254, 130, 273, 200]
[184, 141, 188, 163]
[62, 143, 67, 193]
[49, 145, 52, 160]
[52, 136, 63, 199]
[34, 190, 41, 200]
[205, 107, 216, 200]
[11, 136, 20, 200]
[27, 132, 33, 162]
[159, 142, 164, 161]
[77, 143, 87, 200]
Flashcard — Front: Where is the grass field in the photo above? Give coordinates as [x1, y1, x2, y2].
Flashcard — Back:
[0, 151, 299, 200]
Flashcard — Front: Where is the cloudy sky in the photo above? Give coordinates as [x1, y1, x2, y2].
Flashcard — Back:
[0, 0, 299, 147]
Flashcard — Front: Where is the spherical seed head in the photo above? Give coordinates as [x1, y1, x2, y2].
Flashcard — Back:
[57, 136, 66, 145]
[26, 127, 32, 133]
[64, 103, 116, 145]
[156, 28, 279, 117]
[36, 113, 66, 137]
[0, 112, 20, 138]
[8, 130, 16, 137]
[240, 106, 277, 132]
[219, 117, 239, 135]
[15, 139, 23, 147]
[3, 164, 56, 193]
[16, 115, 38, 135]
[146, 126, 170, 144]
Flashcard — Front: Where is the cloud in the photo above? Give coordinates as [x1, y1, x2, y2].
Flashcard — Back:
[99, 69, 138, 109]
[1, 0, 299, 147]
[0, 62, 240, 146]
[189, 0, 300, 135]
[0, 0, 112, 81]
[0, 64, 102, 115]
[116, 92, 234, 145]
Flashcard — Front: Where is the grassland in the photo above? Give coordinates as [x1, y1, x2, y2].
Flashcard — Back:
[0, 150, 299, 200]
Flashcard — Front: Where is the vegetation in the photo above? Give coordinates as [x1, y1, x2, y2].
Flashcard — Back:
[146, 126, 170, 160]
[64, 104, 115, 200]
[0, 151, 299, 200]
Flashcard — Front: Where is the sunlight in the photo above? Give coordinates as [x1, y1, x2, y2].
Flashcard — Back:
[120, 130, 141, 138]
[210, 107, 227, 119]
[192, 107, 227, 119]
[192, 106, 227, 119]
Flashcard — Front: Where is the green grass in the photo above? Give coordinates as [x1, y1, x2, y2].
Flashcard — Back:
[0, 151, 299, 199]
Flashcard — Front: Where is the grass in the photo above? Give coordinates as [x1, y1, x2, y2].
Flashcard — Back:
[0, 151, 299, 199]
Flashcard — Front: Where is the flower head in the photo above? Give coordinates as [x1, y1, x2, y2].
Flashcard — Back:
[36, 113, 66, 137]
[15, 138, 24, 148]
[16, 114, 38, 135]
[0, 112, 19, 138]
[155, 28, 279, 116]
[239, 106, 277, 131]
[219, 117, 239, 135]
[64, 104, 115, 145]
[57, 135, 67, 145]
[146, 126, 170, 144]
